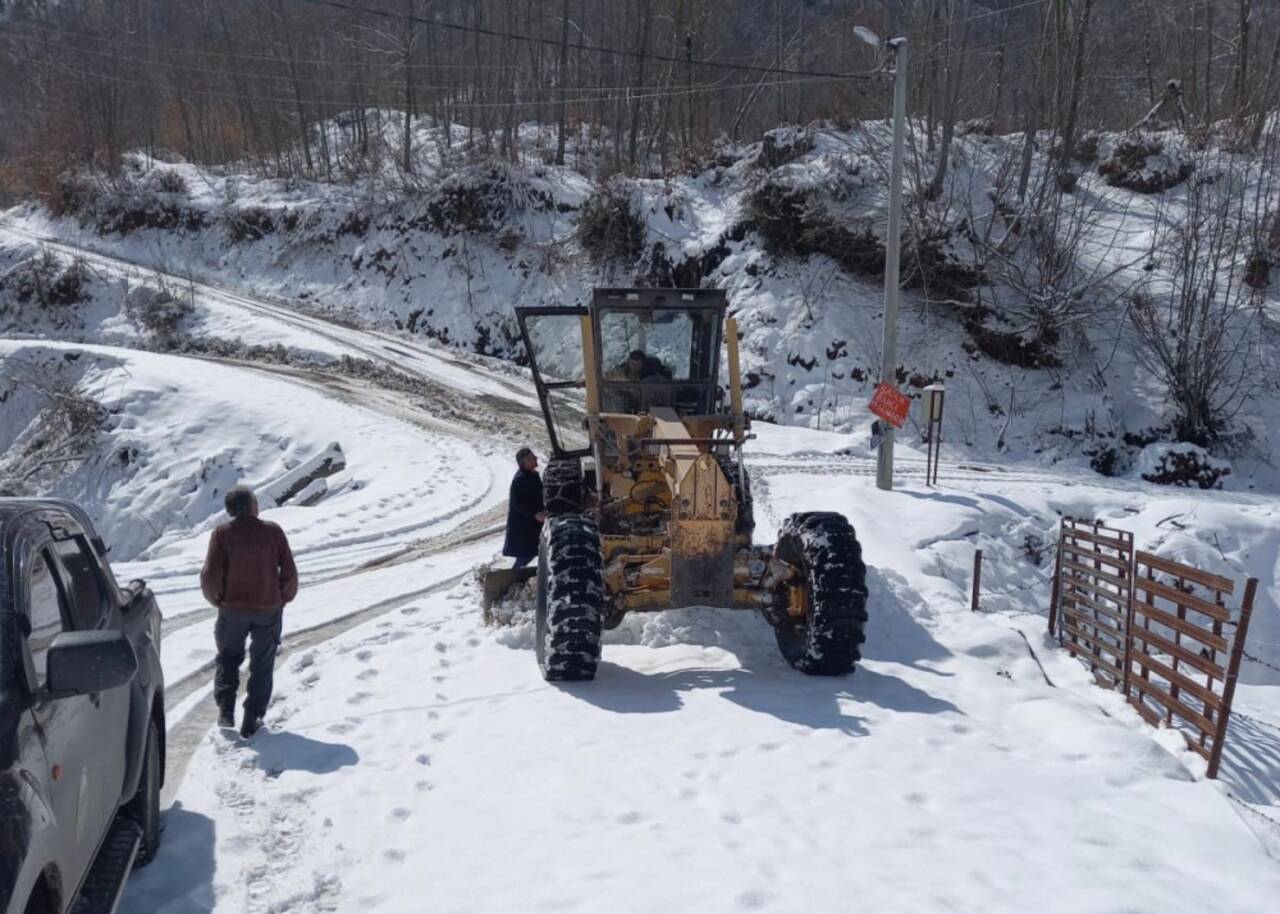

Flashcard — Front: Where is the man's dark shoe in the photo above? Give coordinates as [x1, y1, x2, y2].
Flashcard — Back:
[217, 706, 236, 729]
[239, 714, 263, 739]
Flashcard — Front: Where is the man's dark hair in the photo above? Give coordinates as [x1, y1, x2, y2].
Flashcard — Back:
[225, 486, 256, 519]
[629, 349, 645, 361]
[515, 447, 534, 464]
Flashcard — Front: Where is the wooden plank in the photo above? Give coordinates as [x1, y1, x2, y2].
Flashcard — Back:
[1061, 568, 1129, 603]
[1060, 615, 1124, 651]
[1129, 596, 1230, 652]
[1060, 542, 1132, 572]
[1063, 640, 1124, 682]
[1061, 588, 1128, 622]
[1129, 625, 1224, 680]
[1062, 559, 1129, 590]
[1063, 526, 1132, 550]
[1132, 576, 1232, 623]
[1128, 695, 1163, 726]
[1128, 676, 1218, 736]
[1060, 616, 1125, 651]
[1128, 650, 1223, 709]
[1135, 551, 1234, 594]
[1169, 732, 1214, 761]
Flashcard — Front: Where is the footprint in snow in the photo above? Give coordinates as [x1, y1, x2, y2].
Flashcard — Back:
[415, 780, 434, 792]
[736, 890, 771, 910]
[383, 849, 407, 863]
[433, 641, 448, 653]
[615, 811, 644, 825]
[430, 730, 451, 743]
[389, 807, 412, 822]
[357, 668, 378, 681]
[415, 753, 432, 766]
[347, 692, 373, 705]
[328, 720, 358, 735]
[356, 649, 373, 662]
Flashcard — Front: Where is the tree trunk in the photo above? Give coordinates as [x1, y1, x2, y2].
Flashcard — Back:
[1056, 0, 1095, 183]
[556, 0, 571, 166]
[929, 4, 970, 200]
[628, 1, 653, 168]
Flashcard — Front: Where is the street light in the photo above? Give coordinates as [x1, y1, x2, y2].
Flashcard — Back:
[853, 29, 909, 492]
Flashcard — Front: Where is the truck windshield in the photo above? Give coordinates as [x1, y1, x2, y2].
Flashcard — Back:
[599, 309, 717, 382]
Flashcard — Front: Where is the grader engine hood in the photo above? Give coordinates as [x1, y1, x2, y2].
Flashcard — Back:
[655, 408, 737, 607]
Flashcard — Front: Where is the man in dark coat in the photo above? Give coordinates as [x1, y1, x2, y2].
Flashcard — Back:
[608, 349, 673, 381]
[200, 485, 298, 738]
[503, 447, 546, 568]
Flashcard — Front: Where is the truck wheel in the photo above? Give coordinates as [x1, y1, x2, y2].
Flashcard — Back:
[536, 515, 604, 681]
[543, 458, 583, 515]
[124, 718, 162, 865]
[715, 455, 754, 537]
[772, 512, 868, 675]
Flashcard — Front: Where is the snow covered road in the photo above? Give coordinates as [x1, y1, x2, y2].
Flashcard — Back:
[3, 223, 1277, 913]
[122, 464, 1280, 914]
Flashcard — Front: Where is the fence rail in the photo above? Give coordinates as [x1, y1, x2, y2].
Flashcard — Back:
[1050, 518, 1134, 689]
[1126, 551, 1257, 779]
[1048, 518, 1259, 779]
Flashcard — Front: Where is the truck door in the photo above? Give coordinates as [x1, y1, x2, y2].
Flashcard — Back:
[19, 538, 100, 889]
[514, 307, 592, 458]
[48, 521, 130, 822]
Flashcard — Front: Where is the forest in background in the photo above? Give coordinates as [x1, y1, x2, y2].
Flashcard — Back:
[1, 0, 1279, 193]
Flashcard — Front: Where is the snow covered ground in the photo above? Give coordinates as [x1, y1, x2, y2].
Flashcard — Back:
[2, 129, 1278, 910]
[121, 433, 1280, 913]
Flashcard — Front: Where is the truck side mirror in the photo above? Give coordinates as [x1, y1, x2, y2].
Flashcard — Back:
[43, 631, 138, 700]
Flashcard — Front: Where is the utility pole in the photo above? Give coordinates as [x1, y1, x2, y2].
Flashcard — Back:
[876, 37, 909, 492]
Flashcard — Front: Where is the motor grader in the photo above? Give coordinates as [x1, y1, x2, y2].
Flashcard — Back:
[491, 288, 868, 681]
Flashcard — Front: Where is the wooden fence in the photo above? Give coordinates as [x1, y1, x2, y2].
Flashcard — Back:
[1049, 518, 1259, 779]
[1049, 519, 1134, 688]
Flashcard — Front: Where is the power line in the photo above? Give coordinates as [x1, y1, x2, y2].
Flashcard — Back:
[3, 48, 852, 114]
[0, 31, 763, 96]
[288, 0, 881, 81]
[0, 16, 793, 69]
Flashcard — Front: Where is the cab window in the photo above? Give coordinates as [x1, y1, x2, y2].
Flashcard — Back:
[27, 550, 65, 689]
[51, 535, 106, 630]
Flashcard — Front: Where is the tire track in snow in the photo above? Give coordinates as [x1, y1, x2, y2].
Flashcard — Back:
[0, 222, 537, 409]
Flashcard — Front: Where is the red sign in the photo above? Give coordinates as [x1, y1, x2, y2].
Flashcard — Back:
[868, 383, 911, 429]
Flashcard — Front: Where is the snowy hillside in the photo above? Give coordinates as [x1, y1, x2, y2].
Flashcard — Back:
[1, 114, 1279, 912]
[4, 116, 1278, 489]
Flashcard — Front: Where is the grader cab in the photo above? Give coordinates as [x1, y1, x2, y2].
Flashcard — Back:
[508, 288, 868, 681]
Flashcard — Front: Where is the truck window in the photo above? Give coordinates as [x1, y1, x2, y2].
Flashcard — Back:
[51, 536, 107, 630]
[27, 551, 65, 688]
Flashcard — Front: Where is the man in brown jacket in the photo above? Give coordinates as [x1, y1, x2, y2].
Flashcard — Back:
[201, 485, 298, 738]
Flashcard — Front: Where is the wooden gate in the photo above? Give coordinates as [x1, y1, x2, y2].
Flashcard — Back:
[1126, 552, 1258, 779]
[1049, 518, 1134, 688]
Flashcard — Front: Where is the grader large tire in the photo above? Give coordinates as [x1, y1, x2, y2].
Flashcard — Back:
[536, 514, 604, 680]
[543, 458, 583, 515]
[773, 512, 868, 675]
[715, 454, 755, 537]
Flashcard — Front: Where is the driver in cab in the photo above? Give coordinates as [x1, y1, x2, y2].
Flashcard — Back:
[608, 348, 673, 381]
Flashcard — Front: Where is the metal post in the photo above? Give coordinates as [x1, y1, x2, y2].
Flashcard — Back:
[971, 548, 983, 613]
[876, 37, 909, 492]
[1208, 577, 1258, 779]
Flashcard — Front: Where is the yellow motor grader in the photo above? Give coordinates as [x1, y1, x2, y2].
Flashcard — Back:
[492, 288, 868, 680]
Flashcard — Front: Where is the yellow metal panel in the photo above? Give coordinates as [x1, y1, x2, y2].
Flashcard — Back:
[581, 314, 600, 415]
